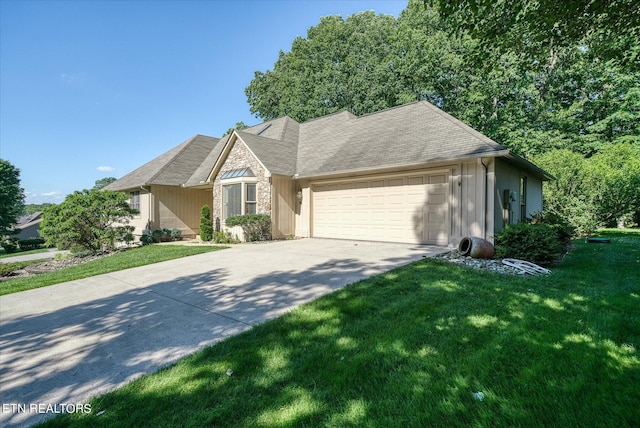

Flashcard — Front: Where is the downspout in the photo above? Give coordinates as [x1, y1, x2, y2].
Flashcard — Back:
[477, 158, 488, 241]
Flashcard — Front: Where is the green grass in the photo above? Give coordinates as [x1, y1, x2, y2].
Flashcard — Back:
[0, 245, 226, 296]
[41, 231, 640, 427]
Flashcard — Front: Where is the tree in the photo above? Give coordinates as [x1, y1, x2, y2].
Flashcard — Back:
[246, 11, 402, 122]
[533, 143, 640, 233]
[225, 121, 250, 136]
[199, 205, 213, 242]
[425, 0, 640, 70]
[40, 189, 136, 253]
[92, 177, 117, 190]
[0, 159, 25, 237]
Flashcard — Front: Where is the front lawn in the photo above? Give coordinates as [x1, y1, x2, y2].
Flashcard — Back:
[0, 245, 226, 296]
[42, 231, 639, 427]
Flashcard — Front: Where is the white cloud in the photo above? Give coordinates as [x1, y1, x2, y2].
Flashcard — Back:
[97, 166, 115, 172]
[25, 191, 65, 204]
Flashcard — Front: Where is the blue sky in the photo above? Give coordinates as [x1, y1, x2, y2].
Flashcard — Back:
[1, 0, 407, 204]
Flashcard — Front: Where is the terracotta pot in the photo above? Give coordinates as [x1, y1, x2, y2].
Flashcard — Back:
[458, 236, 495, 259]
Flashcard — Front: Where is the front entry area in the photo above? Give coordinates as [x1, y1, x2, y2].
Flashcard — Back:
[311, 171, 450, 245]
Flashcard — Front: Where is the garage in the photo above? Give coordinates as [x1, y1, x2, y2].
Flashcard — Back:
[312, 171, 450, 245]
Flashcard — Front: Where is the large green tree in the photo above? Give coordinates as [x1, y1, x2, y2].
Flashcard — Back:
[425, 0, 640, 70]
[40, 189, 136, 253]
[0, 159, 25, 236]
[246, 11, 401, 122]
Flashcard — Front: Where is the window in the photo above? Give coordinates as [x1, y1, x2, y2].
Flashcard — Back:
[246, 183, 257, 214]
[520, 176, 527, 221]
[222, 182, 257, 219]
[223, 184, 242, 219]
[129, 191, 140, 211]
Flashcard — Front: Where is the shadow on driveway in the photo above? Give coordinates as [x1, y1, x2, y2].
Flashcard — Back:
[0, 240, 442, 427]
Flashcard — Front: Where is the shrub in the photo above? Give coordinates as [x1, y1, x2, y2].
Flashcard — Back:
[39, 189, 136, 253]
[200, 205, 213, 242]
[0, 262, 21, 277]
[225, 214, 271, 242]
[214, 230, 239, 244]
[18, 238, 45, 251]
[495, 222, 564, 267]
[170, 229, 182, 240]
[1, 240, 18, 254]
[140, 233, 155, 246]
[528, 212, 576, 246]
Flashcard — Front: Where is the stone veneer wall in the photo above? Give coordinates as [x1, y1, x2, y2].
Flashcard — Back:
[212, 139, 271, 230]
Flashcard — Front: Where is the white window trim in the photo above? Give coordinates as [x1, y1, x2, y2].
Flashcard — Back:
[221, 177, 258, 221]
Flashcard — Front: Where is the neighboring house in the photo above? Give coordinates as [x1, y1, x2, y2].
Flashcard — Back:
[14, 211, 43, 239]
[107, 101, 552, 245]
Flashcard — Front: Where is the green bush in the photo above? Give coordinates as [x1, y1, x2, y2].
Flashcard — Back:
[199, 205, 213, 242]
[225, 214, 271, 242]
[528, 212, 576, 246]
[140, 233, 155, 246]
[0, 262, 21, 277]
[495, 222, 565, 267]
[214, 230, 239, 244]
[18, 238, 45, 251]
[1, 240, 18, 254]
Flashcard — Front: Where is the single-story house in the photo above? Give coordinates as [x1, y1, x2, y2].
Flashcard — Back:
[13, 211, 44, 239]
[106, 101, 552, 245]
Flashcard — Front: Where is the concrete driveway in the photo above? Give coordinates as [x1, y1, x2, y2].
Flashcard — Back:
[0, 238, 445, 427]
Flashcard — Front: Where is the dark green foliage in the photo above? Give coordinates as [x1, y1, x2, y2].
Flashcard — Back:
[18, 238, 45, 251]
[92, 177, 117, 191]
[39, 190, 136, 253]
[1, 240, 18, 254]
[528, 212, 576, 247]
[0, 159, 25, 237]
[225, 214, 271, 242]
[141, 229, 182, 245]
[495, 222, 565, 266]
[199, 205, 213, 242]
[140, 234, 155, 246]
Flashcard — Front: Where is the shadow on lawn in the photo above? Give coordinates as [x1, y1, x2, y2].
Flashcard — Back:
[37, 239, 640, 427]
[1, 251, 427, 428]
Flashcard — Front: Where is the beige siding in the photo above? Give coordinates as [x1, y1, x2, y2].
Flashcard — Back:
[295, 181, 311, 237]
[271, 176, 296, 239]
[152, 185, 211, 237]
[493, 159, 543, 234]
[128, 189, 152, 237]
[449, 159, 496, 244]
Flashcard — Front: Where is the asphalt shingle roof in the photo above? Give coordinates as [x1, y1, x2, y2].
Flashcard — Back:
[107, 100, 549, 190]
[105, 135, 219, 191]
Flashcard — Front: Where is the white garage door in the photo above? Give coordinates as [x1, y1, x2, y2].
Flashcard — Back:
[312, 172, 449, 245]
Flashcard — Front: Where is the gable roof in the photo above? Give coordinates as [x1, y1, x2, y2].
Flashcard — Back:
[107, 100, 552, 191]
[106, 134, 220, 191]
[235, 130, 298, 176]
[296, 101, 508, 178]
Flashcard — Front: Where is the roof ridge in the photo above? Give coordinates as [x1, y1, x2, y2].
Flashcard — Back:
[301, 109, 357, 125]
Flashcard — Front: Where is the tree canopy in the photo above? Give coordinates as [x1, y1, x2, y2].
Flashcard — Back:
[244, 0, 640, 230]
[0, 159, 25, 237]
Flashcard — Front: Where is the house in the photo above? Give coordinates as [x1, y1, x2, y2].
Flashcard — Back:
[106, 101, 552, 245]
[13, 212, 44, 239]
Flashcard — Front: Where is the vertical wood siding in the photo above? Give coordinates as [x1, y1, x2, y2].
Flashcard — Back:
[271, 176, 296, 239]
